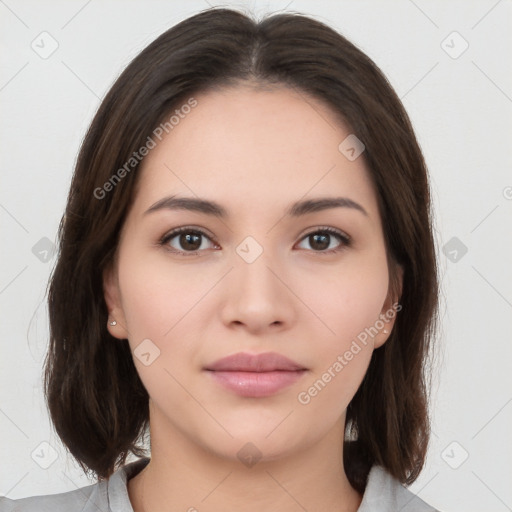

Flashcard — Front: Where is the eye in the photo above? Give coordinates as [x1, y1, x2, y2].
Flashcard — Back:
[159, 226, 351, 256]
[160, 227, 219, 255]
[296, 227, 351, 254]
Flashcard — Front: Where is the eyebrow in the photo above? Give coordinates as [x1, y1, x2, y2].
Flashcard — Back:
[144, 195, 368, 218]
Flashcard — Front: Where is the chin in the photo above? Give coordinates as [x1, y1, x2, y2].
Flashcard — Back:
[195, 417, 315, 463]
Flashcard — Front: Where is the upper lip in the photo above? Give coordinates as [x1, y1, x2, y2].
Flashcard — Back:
[205, 352, 307, 372]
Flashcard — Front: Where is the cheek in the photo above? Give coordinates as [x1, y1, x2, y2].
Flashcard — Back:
[297, 347, 373, 416]
[118, 248, 212, 341]
[116, 250, 211, 404]
[295, 251, 389, 404]
[299, 252, 390, 347]
[115, 248, 215, 396]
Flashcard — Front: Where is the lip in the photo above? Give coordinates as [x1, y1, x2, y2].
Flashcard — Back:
[205, 352, 306, 372]
[204, 352, 308, 398]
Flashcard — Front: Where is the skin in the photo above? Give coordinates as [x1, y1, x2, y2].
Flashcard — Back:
[104, 84, 402, 512]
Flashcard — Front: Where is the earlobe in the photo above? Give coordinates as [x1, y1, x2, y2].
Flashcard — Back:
[103, 264, 129, 340]
[373, 311, 397, 349]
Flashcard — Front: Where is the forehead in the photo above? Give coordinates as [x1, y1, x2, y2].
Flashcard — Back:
[133, 85, 380, 222]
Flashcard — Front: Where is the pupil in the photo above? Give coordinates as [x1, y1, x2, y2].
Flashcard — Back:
[311, 233, 329, 250]
[181, 233, 201, 251]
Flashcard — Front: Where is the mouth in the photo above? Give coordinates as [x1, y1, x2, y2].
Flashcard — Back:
[204, 352, 308, 398]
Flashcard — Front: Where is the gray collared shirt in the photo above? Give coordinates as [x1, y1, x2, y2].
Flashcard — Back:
[0, 457, 439, 511]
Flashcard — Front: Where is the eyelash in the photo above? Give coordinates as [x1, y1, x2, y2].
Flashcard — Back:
[159, 226, 352, 257]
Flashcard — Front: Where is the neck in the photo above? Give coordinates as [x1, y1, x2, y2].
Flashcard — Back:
[129, 413, 362, 512]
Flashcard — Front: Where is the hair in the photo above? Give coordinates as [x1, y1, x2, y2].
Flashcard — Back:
[44, 7, 438, 493]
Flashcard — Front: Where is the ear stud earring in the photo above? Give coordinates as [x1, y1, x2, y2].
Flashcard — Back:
[383, 329, 389, 334]
[109, 320, 117, 326]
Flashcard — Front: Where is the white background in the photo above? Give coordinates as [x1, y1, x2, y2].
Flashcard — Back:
[1, 1, 511, 511]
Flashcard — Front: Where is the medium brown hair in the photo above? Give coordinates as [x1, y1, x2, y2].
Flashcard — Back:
[44, 7, 438, 492]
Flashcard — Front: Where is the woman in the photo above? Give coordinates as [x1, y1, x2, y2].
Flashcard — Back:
[0, 7, 439, 512]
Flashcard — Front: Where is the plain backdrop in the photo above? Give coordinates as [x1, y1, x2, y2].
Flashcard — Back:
[1, 1, 511, 511]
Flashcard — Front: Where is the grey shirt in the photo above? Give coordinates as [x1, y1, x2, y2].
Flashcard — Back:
[0, 457, 439, 511]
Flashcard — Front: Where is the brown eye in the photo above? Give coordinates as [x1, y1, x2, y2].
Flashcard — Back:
[177, 232, 202, 251]
[161, 228, 217, 254]
[296, 228, 351, 253]
[308, 233, 330, 251]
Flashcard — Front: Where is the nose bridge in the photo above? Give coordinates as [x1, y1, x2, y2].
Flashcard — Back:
[234, 236, 281, 302]
[220, 235, 295, 331]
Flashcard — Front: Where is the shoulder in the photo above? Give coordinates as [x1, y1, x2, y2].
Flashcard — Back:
[359, 466, 440, 512]
[0, 457, 150, 512]
[0, 481, 106, 512]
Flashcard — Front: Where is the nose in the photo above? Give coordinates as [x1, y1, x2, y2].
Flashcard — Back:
[219, 245, 296, 335]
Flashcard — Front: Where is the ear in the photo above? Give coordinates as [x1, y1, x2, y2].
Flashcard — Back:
[374, 264, 403, 349]
[103, 262, 129, 340]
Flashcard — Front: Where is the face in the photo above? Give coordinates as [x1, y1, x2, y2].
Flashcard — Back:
[104, 85, 401, 463]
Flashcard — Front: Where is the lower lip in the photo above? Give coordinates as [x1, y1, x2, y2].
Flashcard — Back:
[206, 370, 307, 397]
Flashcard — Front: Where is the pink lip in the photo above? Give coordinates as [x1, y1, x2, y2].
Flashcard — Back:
[204, 352, 308, 398]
